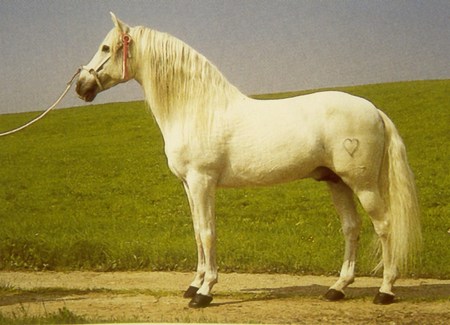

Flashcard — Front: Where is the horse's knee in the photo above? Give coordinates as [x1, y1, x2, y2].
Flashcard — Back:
[342, 221, 361, 238]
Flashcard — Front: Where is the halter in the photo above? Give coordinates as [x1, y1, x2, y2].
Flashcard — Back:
[81, 33, 132, 90]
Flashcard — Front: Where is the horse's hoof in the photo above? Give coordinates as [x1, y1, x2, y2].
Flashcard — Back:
[188, 293, 213, 308]
[373, 292, 395, 305]
[324, 289, 345, 301]
[183, 286, 199, 298]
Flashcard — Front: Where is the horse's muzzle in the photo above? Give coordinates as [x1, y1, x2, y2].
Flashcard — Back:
[76, 78, 98, 102]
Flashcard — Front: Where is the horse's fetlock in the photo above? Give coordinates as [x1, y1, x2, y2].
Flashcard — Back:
[204, 273, 218, 286]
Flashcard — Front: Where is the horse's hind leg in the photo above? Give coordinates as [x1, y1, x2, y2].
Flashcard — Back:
[357, 189, 397, 304]
[325, 180, 362, 301]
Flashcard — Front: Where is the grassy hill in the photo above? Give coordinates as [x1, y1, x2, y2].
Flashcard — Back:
[0, 80, 449, 278]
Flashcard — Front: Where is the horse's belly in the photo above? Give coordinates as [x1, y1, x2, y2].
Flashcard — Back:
[218, 165, 311, 187]
[217, 141, 321, 187]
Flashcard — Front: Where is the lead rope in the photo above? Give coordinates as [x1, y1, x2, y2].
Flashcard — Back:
[0, 68, 81, 137]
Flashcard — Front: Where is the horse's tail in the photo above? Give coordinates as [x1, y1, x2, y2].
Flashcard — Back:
[377, 109, 421, 272]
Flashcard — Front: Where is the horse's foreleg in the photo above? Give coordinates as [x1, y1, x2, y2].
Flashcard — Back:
[325, 180, 361, 301]
[182, 182, 206, 298]
[184, 173, 217, 308]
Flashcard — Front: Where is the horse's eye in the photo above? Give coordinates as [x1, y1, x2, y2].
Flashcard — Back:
[101, 45, 110, 53]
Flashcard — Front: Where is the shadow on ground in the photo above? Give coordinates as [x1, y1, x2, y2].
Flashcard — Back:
[0, 289, 105, 307]
[211, 283, 450, 307]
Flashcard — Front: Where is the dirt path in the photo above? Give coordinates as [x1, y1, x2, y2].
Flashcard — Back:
[1, 271, 449, 324]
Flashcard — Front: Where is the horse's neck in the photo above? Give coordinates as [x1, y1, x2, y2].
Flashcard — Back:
[133, 29, 244, 141]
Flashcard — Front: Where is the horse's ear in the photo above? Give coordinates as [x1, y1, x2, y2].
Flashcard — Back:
[110, 12, 130, 33]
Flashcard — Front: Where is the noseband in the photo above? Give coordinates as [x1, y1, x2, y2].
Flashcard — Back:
[81, 33, 132, 90]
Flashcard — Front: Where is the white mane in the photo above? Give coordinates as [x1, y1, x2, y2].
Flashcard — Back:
[130, 26, 244, 130]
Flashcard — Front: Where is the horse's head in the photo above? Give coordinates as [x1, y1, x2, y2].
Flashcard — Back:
[76, 13, 133, 102]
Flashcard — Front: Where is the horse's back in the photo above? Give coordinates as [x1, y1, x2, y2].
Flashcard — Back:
[229, 91, 383, 152]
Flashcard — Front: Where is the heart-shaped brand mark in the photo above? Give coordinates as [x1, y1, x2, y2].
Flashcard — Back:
[343, 138, 359, 157]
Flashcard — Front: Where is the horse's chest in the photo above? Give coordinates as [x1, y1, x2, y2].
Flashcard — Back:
[164, 143, 225, 180]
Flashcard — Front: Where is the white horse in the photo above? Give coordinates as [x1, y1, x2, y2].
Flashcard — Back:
[76, 13, 421, 308]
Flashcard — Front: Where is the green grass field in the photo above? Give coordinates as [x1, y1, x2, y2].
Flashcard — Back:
[0, 80, 449, 278]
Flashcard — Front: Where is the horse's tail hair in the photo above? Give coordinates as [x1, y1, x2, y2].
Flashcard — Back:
[377, 109, 421, 273]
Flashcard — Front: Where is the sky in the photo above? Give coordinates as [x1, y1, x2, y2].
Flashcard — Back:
[0, 0, 449, 114]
